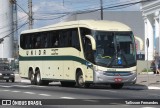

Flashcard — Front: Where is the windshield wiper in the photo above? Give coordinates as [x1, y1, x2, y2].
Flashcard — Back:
[119, 51, 128, 67]
[107, 52, 116, 67]
[107, 51, 128, 68]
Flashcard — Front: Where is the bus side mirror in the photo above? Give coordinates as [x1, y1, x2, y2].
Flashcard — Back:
[85, 35, 96, 50]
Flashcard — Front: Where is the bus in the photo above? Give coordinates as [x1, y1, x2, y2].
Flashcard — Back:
[19, 20, 137, 89]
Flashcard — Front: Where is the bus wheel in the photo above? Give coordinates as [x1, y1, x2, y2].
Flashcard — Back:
[110, 83, 123, 89]
[76, 71, 89, 88]
[76, 72, 84, 88]
[35, 72, 49, 86]
[35, 72, 43, 85]
[30, 72, 36, 85]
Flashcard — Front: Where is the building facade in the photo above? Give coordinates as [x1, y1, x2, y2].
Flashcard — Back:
[141, 1, 160, 60]
[0, 0, 14, 58]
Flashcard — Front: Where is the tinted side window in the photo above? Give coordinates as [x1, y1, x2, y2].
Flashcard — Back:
[59, 30, 70, 47]
[20, 28, 80, 50]
[71, 29, 80, 50]
[50, 31, 59, 48]
[40, 32, 47, 48]
[58, 28, 80, 50]
[20, 34, 25, 49]
[47, 32, 52, 48]
[20, 34, 31, 49]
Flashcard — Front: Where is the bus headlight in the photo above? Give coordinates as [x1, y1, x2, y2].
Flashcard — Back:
[0, 73, 2, 75]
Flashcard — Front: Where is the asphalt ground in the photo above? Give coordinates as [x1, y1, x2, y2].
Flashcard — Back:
[14, 73, 160, 90]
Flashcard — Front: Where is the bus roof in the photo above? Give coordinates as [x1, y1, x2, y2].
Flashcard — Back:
[21, 20, 132, 34]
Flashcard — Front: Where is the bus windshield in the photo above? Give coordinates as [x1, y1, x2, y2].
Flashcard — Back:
[94, 31, 136, 68]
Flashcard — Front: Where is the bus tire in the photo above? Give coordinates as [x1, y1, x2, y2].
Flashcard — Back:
[29, 71, 36, 85]
[35, 71, 49, 86]
[76, 71, 89, 88]
[35, 72, 43, 85]
[110, 83, 123, 89]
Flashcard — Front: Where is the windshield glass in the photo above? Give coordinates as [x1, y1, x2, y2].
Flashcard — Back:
[0, 64, 10, 71]
[94, 31, 136, 68]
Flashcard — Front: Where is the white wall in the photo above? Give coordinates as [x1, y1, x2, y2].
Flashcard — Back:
[0, 0, 13, 58]
[141, 0, 160, 60]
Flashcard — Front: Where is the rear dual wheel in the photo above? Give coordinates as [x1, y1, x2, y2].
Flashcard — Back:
[29, 71, 49, 86]
[35, 72, 49, 86]
[29, 71, 36, 85]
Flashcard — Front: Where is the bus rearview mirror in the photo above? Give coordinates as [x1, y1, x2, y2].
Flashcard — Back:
[85, 35, 96, 50]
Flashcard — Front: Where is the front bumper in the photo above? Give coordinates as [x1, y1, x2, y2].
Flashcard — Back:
[0, 73, 15, 80]
[93, 71, 137, 84]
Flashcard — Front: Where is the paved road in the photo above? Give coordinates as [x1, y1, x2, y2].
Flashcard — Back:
[0, 74, 160, 108]
[1, 81, 160, 99]
[16, 73, 160, 90]
[0, 81, 160, 108]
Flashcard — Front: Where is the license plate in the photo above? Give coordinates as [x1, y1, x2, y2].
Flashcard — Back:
[3, 76, 9, 79]
[114, 78, 122, 82]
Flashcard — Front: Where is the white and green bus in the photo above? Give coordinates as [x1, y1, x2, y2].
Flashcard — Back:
[19, 20, 137, 89]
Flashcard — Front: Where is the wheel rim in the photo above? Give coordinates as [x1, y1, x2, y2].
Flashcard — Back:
[78, 75, 84, 86]
[30, 74, 34, 81]
[36, 73, 40, 83]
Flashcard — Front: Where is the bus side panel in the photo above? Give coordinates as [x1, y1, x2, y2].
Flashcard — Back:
[19, 61, 28, 78]
[63, 61, 74, 80]
[42, 60, 63, 80]
[73, 61, 94, 82]
[85, 65, 94, 82]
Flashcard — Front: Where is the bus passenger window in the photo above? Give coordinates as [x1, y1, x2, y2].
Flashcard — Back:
[20, 34, 26, 49]
[44, 37, 48, 48]
[36, 38, 40, 48]
[31, 35, 36, 49]
[71, 29, 80, 50]
[54, 39, 59, 47]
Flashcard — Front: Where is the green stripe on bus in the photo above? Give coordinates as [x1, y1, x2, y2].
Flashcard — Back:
[19, 55, 87, 65]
